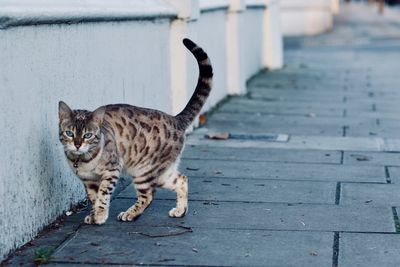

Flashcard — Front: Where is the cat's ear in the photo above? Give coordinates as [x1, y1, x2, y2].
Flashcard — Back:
[58, 101, 72, 121]
[92, 106, 105, 124]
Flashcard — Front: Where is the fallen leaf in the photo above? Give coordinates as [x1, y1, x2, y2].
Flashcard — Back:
[192, 248, 198, 253]
[365, 200, 373, 203]
[205, 132, 230, 140]
[214, 170, 222, 175]
[351, 154, 371, 161]
[307, 112, 316, 118]
[203, 202, 219, 206]
[66, 211, 73, 216]
[186, 167, 200, 171]
[199, 115, 206, 125]
[309, 251, 318, 256]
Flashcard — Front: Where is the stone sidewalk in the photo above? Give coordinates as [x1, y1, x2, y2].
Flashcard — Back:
[4, 3, 400, 267]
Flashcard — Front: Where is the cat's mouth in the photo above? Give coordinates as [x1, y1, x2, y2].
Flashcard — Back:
[67, 146, 89, 155]
[72, 150, 85, 155]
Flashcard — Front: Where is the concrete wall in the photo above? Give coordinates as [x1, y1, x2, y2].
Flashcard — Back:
[0, 0, 283, 261]
[280, 0, 334, 36]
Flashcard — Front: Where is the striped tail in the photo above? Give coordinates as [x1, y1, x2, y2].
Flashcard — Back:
[175, 38, 213, 129]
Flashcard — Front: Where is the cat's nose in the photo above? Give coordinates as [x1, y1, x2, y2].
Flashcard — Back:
[75, 143, 81, 149]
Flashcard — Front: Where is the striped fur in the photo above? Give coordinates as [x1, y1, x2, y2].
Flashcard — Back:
[58, 39, 213, 225]
[175, 38, 213, 129]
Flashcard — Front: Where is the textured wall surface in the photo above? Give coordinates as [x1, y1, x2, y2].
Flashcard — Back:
[0, 19, 173, 260]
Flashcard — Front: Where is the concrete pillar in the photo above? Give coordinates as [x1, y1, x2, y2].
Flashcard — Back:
[166, 0, 199, 115]
[263, 0, 283, 70]
[226, 0, 247, 95]
[331, 0, 340, 14]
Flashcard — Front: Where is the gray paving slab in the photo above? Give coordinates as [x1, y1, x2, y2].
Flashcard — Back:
[344, 151, 400, 166]
[346, 125, 400, 138]
[118, 178, 337, 204]
[182, 145, 342, 164]
[49, 228, 333, 267]
[101, 199, 395, 233]
[207, 113, 377, 136]
[341, 183, 400, 206]
[340, 233, 400, 267]
[206, 117, 343, 136]
[180, 159, 386, 183]
[218, 98, 345, 117]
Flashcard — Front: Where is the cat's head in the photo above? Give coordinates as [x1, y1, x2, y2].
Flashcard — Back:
[58, 101, 105, 155]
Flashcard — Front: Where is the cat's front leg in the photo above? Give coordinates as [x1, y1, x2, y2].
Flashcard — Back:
[83, 181, 99, 224]
[92, 174, 119, 225]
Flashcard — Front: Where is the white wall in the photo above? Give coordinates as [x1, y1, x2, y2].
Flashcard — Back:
[0, 0, 283, 260]
[0, 19, 174, 261]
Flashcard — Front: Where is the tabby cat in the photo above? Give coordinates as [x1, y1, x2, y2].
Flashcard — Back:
[58, 39, 213, 225]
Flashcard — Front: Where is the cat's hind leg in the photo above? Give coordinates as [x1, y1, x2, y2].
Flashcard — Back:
[158, 171, 188, 218]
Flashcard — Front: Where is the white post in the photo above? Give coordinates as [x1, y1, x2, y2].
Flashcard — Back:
[166, 0, 199, 115]
[263, 0, 283, 70]
[331, 0, 340, 14]
[226, 0, 247, 95]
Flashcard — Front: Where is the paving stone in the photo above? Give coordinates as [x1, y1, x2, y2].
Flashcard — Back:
[340, 233, 400, 267]
[346, 125, 400, 138]
[344, 151, 400, 166]
[206, 117, 343, 136]
[100, 199, 395, 233]
[182, 146, 342, 164]
[180, 159, 386, 183]
[118, 178, 337, 204]
[218, 98, 345, 117]
[341, 183, 400, 206]
[50, 228, 333, 267]
[189, 130, 387, 152]
[206, 113, 377, 137]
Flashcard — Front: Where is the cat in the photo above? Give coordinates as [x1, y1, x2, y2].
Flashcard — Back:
[58, 38, 213, 225]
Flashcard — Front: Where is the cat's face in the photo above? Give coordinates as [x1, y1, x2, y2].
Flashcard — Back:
[58, 101, 104, 155]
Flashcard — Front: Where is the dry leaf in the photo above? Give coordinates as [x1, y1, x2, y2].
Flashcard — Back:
[205, 132, 230, 140]
[199, 115, 206, 125]
[307, 113, 316, 118]
[309, 251, 318, 256]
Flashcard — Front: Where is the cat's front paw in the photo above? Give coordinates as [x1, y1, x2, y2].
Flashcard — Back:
[93, 209, 108, 225]
[117, 211, 141, 222]
[168, 207, 187, 218]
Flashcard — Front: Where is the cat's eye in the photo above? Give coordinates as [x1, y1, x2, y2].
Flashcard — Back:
[65, 130, 74, 138]
[83, 133, 93, 139]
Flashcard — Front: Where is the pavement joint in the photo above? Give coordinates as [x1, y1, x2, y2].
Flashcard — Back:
[391, 207, 400, 233]
[385, 166, 392, 184]
[335, 182, 341, 205]
[332, 232, 340, 267]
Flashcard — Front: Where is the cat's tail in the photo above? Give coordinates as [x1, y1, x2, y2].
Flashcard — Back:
[175, 38, 213, 129]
